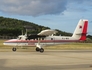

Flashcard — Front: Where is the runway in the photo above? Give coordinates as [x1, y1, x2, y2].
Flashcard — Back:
[0, 50, 92, 70]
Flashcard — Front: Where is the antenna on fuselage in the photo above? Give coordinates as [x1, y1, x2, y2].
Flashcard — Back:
[25, 29, 27, 36]
[22, 30, 23, 35]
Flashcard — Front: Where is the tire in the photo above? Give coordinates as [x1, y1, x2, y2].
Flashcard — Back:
[40, 48, 44, 53]
[36, 47, 40, 52]
[12, 48, 17, 52]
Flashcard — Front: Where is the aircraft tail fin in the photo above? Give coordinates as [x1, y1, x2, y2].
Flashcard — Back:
[72, 19, 88, 41]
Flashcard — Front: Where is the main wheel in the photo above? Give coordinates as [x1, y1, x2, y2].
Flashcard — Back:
[36, 47, 40, 52]
[12, 48, 17, 52]
[40, 48, 44, 53]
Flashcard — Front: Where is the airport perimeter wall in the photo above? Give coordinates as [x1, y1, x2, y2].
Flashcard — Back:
[0, 36, 17, 39]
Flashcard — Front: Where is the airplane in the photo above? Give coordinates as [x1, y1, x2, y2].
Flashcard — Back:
[3, 19, 88, 53]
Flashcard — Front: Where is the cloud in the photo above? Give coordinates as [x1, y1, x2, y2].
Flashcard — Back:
[65, 0, 92, 14]
[0, 0, 91, 16]
[0, 0, 67, 16]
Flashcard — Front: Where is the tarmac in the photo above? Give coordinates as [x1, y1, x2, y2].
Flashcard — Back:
[0, 50, 92, 70]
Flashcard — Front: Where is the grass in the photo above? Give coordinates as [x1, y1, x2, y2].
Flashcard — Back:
[0, 40, 92, 52]
[45, 43, 92, 50]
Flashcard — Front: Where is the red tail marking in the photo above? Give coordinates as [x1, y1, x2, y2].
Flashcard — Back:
[80, 21, 88, 40]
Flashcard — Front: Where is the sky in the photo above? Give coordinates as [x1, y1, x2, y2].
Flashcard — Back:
[0, 0, 92, 35]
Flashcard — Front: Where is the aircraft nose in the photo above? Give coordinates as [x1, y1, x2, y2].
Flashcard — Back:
[3, 42, 6, 45]
[3, 40, 8, 45]
[3, 39, 18, 46]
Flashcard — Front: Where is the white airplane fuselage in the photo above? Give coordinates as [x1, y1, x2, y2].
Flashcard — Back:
[4, 36, 81, 46]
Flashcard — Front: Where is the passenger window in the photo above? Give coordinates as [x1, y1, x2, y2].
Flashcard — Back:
[66, 38, 69, 39]
[19, 37, 22, 40]
[42, 38, 44, 40]
[51, 38, 53, 40]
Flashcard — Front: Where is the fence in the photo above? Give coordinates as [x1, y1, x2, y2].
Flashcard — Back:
[0, 36, 17, 39]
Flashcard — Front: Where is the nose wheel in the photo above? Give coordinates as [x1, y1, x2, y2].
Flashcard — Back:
[36, 47, 44, 53]
[36, 47, 40, 51]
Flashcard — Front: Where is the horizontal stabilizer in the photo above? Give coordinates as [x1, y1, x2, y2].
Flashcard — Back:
[76, 33, 87, 35]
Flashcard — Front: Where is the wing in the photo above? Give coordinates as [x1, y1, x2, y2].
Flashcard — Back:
[38, 29, 57, 36]
[27, 29, 57, 40]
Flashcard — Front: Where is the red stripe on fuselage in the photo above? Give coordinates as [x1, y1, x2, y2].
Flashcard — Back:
[5, 40, 80, 43]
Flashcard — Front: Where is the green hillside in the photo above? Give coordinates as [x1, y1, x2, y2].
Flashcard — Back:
[0, 16, 72, 36]
[0, 16, 50, 36]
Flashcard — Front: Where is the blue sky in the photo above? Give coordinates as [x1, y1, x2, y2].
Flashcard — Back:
[0, 0, 92, 35]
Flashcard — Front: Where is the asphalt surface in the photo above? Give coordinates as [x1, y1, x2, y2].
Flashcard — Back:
[0, 50, 92, 70]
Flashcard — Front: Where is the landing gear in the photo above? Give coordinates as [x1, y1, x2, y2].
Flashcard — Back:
[12, 48, 17, 52]
[36, 47, 44, 53]
[36, 47, 40, 52]
[36, 42, 44, 53]
[40, 48, 44, 53]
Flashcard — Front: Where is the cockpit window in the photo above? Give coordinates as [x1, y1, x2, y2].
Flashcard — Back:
[18, 37, 22, 40]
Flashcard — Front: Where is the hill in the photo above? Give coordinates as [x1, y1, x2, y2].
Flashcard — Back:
[0, 16, 50, 36]
[0, 16, 72, 36]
